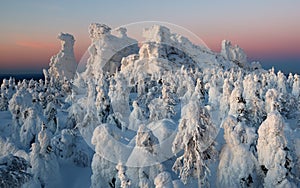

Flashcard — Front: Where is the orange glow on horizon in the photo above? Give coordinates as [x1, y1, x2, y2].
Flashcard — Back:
[15, 40, 56, 49]
[0, 30, 299, 71]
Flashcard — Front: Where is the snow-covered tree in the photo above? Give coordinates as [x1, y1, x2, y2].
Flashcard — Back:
[29, 123, 61, 188]
[154, 171, 173, 188]
[44, 101, 58, 134]
[277, 71, 287, 94]
[0, 93, 8, 111]
[116, 163, 131, 188]
[95, 85, 111, 123]
[257, 112, 296, 187]
[292, 74, 300, 98]
[172, 99, 217, 185]
[0, 154, 32, 187]
[193, 78, 206, 103]
[108, 72, 131, 125]
[229, 81, 246, 121]
[161, 83, 176, 119]
[19, 108, 37, 150]
[51, 129, 91, 167]
[129, 101, 146, 131]
[220, 78, 232, 117]
[217, 116, 259, 187]
[265, 89, 279, 114]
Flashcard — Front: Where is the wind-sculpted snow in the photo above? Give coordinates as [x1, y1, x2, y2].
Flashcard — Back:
[0, 22, 299, 187]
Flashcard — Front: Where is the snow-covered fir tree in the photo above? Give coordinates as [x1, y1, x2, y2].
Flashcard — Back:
[172, 98, 217, 185]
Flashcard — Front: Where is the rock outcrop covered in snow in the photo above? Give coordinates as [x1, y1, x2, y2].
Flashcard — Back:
[221, 40, 248, 68]
[48, 33, 77, 80]
[84, 23, 138, 78]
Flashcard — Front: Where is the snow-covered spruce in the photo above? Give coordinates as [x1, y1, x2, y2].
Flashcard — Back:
[217, 116, 259, 187]
[257, 110, 297, 187]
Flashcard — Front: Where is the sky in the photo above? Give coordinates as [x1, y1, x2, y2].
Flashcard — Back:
[0, 0, 299, 74]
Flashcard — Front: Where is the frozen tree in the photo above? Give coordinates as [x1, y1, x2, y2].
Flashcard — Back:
[148, 98, 165, 121]
[265, 89, 279, 114]
[91, 154, 117, 188]
[161, 84, 176, 119]
[138, 167, 152, 188]
[44, 101, 58, 134]
[91, 124, 130, 188]
[125, 126, 163, 187]
[51, 129, 91, 167]
[266, 68, 278, 89]
[154, 171, 174, 188]
[116, 163, 131, 188]
[0, 154, 32, 187]
[217, 116, 259, 187]
[38, 123, 53, 155]
[277, 71, 287, 94]
[229, 81, 246, 121]
[172, 99, 217, 185]
[243, 74, 259, 101]
[1, 78, 16, 101]
[129, 101, 146, 131]
[193, 78, 205, 103]
[52, 129, 75, 158]
[95, 85, 111, 123]
[220, 78, 232, 117]
[248, 96, 266, 128]
[292, 74, 300, 98]
[20, 108, 37, 150]
[29, 123, 61, 188]
[287, 73, 294, 92]
[108, 72, 131, 125]
[135, 125, 159, 154]
[241, 74, 267, 127]
[0, 93, 8, 111]
[257, 112, 296, 187]
[207, 76, 221, 107]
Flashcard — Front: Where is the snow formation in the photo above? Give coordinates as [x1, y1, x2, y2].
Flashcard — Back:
[0, 23, 299, 188]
